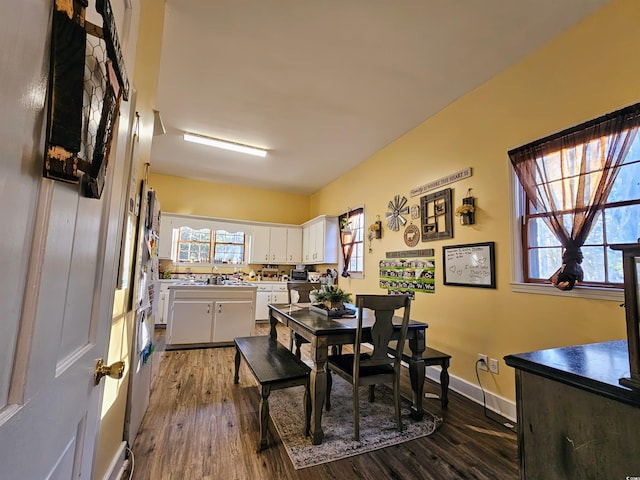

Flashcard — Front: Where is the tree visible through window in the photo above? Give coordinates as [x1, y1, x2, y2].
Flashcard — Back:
[339, 208, 364, 277]
[213, 230, 246, 264]
[177, 227, 211, 263]
[510, 103, 640, 289]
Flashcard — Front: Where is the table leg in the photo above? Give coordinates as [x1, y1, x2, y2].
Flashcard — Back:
[309, 336, 328, 445]
[408, 329, 426, 420]
[440, 357, 450, 408]
[269, 309, 278, 341]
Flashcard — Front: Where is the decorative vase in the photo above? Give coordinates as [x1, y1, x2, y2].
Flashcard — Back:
[324, 301, 343, 310]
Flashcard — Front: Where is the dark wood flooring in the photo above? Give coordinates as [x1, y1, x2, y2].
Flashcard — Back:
[128, 324, 518, 479]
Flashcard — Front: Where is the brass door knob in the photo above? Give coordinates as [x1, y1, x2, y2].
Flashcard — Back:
[94, 359, 125, 385]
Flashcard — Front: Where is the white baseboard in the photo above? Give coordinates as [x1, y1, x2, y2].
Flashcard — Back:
[102, 441, 128, 480]
[423, 365, 517, 424]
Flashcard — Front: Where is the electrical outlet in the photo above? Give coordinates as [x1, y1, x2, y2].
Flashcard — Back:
[477, 354, 488, 371]
[489, 358, 499, 374]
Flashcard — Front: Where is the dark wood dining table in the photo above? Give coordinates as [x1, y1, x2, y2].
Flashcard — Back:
[268, 303, 428, 445]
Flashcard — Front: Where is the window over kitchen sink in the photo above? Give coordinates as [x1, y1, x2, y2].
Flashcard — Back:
[176, 226, 247, 264]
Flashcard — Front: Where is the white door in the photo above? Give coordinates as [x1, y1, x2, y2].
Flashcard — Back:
[0, 3, 134, 478]
[0, 112, 128, 479]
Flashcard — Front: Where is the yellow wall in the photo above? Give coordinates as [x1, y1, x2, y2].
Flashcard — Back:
[312, 0, 640, 401]
[149, 173, 314, 277]
[134, 0, 639, 417]
[149, 173, 311, 224]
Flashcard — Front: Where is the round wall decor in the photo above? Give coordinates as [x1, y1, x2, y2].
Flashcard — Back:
[404, 223, 420, 247]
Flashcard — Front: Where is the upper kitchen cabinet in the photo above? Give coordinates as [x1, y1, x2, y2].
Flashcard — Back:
[286, 227, 302, 264]
[302, 215, 338, 264]
[158, 214, 177, 259]
[250, 225, 303, 264]
[250, 225, 289, 264]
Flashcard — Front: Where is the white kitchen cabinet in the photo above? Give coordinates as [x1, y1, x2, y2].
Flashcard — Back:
[250, 225, 294, 264]
[269, 227, 288, 263]
[302, 215, 338, 264]
[169, 301, 213, 344]
[286, 227, 302, 264]
[254, 282, 289, 321]
[166, 285, 256, 348]
[250, 225, 271, 263]
[157, 291, 168, 325]
[155, 280, 173, 325]
[212, 301, 254, 343]
[158, 214, 176, 260]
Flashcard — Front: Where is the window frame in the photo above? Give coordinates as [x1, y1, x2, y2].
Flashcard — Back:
[212, 230, 247, 265]
[174, 226, 248, 266]
[176, 226, 212, 264]
[510, 165, 623, 302]
[509, 105, 640, 301]
[339, 207, 365, 279]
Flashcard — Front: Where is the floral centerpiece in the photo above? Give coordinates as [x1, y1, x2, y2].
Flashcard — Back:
[310, 285, 354, 317]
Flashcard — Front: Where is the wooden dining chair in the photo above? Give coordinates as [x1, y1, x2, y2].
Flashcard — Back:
[325, 294, 412, 441]
[287, 282, 321, 356]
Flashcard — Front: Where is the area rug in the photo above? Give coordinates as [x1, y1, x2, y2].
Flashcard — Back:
[269, 375, 442, 469]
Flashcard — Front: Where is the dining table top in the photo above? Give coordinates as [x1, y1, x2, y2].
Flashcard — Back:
[268, 302, 428, 336]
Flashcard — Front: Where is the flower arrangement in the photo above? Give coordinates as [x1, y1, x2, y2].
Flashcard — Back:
[455, 204, 475, 216]
[311, 285, 352, 308]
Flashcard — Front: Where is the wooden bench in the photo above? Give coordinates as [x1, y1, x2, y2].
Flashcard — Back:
[233, 335, 311, 451]
[389, 343, 451, 407]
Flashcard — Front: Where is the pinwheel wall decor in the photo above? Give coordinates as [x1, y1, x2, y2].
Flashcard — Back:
[386, 195, 409, 231]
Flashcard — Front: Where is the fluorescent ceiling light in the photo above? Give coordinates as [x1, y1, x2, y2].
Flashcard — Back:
[183, 133, 267, 157]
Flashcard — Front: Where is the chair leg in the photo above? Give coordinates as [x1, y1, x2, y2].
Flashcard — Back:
[304, 380, 311, 437]
[325, 370, 332, 411]
[394, 376, 403, 433]
[368, 384, 375, 402]
[233, 347, 241, 384]
[353, 384, 360, 441]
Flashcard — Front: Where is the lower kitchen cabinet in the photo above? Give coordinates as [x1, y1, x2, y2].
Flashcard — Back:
[212, 301, 254, 343]
[166, 285, 256, 348]
[255, 282, 289, 321]
[155, 280, 173, 325]
[169, 301, 212, 344]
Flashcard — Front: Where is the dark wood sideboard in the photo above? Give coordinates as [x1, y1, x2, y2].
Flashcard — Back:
[505, 340, 640, 479]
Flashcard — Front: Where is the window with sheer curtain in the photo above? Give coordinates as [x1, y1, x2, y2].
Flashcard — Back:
[510, 103, 640, 290]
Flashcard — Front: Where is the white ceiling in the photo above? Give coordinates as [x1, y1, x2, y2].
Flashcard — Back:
[150, 0, 610, 194]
